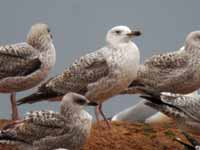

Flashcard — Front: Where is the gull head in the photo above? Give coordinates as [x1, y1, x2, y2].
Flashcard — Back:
[185, 31, 200, 49]
[61, 93, 98, 113]
[27, 23, 53, 48]
[106, 25, 141, 46]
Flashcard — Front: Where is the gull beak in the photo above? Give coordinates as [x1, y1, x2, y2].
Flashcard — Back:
[127, 30, 142, 37]
[86, 100, 98, 106]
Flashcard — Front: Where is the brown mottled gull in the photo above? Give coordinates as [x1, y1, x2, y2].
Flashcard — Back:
[0, 23, 56, 120]
[122, 31, 200, 95]
[17, 25, 142, 127]
[0, 93, 96, 150]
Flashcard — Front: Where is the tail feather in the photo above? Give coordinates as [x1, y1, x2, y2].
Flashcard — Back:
[181, 131, 200, 146]
[0, 130, 29, 145]
[140, 95, 162, 104]
[17, 91, 62, 105]
[0, 130, 16, 141]
[138, 87, 162, 104]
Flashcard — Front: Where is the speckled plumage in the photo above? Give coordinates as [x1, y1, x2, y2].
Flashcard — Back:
[18, 26, 141, 105]
[122, 31, 200, 95]
[0, 23, 56, 92]
[140, 89, 200, 134]
[0, 93, 93, 150]
[0, 23, 56, 120]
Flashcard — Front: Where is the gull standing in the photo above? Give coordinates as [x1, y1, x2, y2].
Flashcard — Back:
[0, 23, 56, 120]
[17, 25, 141, 127]
[0, 93, 96, 150]
[139, 88, 200, 134]
[122, 31, 200, 95]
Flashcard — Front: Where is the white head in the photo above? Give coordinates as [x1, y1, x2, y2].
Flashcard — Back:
[106, 25, 141, 46]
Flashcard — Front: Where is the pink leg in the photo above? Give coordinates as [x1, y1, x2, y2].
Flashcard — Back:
[10, 93, 19, 120]
[95, 105, 101, 123]
[95, 103, 111, 128]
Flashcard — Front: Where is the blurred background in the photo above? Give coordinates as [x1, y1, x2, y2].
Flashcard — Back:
[0, 0, 199, 119]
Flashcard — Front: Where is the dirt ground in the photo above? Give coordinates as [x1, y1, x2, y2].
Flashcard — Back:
[0, 119, 199, 150]
[84, 121, 200, 150]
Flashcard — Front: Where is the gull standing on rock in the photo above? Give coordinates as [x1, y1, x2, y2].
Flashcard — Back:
[139, 88, 200, 134]
[0, 93, 96, 150]
[0, 23, 56, 120]
[122, 31, 200, 95]
[17, 25, 142, 127]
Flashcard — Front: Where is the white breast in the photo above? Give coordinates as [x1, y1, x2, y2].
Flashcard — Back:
[112, 42, 140, 86]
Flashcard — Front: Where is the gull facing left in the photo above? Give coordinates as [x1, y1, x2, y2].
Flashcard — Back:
[17, 25, 141, 127]
[0, 23, 56, 120]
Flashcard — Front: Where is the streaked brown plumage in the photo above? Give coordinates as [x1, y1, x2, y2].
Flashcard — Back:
[17, 26, 142, 128]
[0, 93, 95, 150]
[121, 31, 200, 95]
[0, 23, 56, 120]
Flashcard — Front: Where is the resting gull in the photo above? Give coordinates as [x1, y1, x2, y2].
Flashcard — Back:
[17, 25, 142, 127]
[0, 93, 96, 150]
[122, 31, 200, 95]
[0, 23, 56, 120]
[139, 87, 200, 134]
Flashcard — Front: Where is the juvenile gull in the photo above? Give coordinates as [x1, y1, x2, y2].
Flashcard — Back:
[0, 23, 56, 120]
[139, 88, 200, 134]
[17, 25, 142, 127]
[122, 31, 200, 95]
[0, 93, 96, 150]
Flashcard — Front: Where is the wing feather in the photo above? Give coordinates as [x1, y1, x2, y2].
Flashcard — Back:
[0, 43, 41, 79]
[45, 49, 109, 94]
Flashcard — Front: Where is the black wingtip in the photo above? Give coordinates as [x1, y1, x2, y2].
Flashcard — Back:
[0, 130, 15, 141]
[17, 91, 62, 105]
[174, 137, 195, 149]
[181, 131, 200, 146]
[17, 92, 47, 105]
[139, 89, 163, 104]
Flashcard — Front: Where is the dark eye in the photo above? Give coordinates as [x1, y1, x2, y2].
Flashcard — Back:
[47, 28, 51, 33]
[75, 98, 86, 105]
[115, 30, 121, 34]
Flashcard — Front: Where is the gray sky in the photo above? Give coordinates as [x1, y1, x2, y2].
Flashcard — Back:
[0, 0, 199, 119]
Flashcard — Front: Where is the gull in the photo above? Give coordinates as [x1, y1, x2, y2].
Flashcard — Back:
[0, 93, 97, 150]
[175, 131, 200, 150]
[112, 99, 157, 123]
[0, 23, 56, 120]
[112, 90, 198, 123]
[139, 87, 200, 134]
[17, 25, 142, 127]
[145, 91, 198, 124]
[122, 31, 200, 95]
